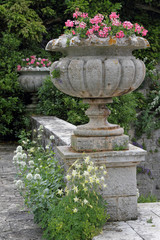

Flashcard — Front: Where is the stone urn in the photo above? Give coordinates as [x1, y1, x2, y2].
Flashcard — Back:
[46, 34, 149, 151]
[18, 67, 50, 111]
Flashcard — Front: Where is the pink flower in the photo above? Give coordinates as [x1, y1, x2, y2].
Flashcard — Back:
[86, 28, 94, 36]
[42, 64, 46, 67]
[36, 62, 40, 65]
[17, 65, 21, 71]
[109, 12, 119, 20]
[79, 22, 86, 29]
[26, 58, 29, 61]
[90, 14, 104, 24]
[123, 21, 133, 30]
[112, 19, 121, 26]
[135, 23, 141, 34]
[47, 62, 51, 66]
[30, 55, 36, 59]
[65, 20, 74, 27]
[72, 30, 76, 35]
[73, 9, 81, 19]
[42, 58, 46, 61]
[30, 59, 35, 64]
[142, 29, 148, 36]
[81, 12, 88, 18]
[116, 30, 125, 38]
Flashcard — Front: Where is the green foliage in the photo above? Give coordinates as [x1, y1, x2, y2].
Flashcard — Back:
[138, 194, 158, 203]
[65, 0, 122, 16]
[37, 77, 89, 125]
[14, 129, 109, 240]
[108, 93, 137, 134]
[135, 65, 160, 138]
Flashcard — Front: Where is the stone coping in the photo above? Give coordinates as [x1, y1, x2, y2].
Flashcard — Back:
[31, 116, 76, 146]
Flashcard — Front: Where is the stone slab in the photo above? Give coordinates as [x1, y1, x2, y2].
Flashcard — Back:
[71, 134, 129, 151]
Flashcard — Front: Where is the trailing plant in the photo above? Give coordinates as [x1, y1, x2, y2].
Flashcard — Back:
[17, 56, 52, 71]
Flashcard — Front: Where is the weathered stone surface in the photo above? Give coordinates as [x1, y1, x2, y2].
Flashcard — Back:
[71, 134, 129, 152]
[57, 144, 146, 220]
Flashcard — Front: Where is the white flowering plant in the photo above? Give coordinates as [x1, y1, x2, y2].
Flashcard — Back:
[43, 156, 109, 240]
[13, 126, 66, 224]
[14, 127, 109, 240]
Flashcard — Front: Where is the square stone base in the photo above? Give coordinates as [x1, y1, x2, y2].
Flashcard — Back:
[56, 144, 146, 221]
[71, 134, 129, 152]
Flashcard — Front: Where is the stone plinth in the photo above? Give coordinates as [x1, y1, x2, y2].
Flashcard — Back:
[57, 144, 146, 221]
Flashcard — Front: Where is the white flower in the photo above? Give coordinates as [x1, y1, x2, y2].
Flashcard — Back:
[73, 208, 78, 213]
[16, 146, 22, 153]
[66, 174, 71, 181]
[95, 178, 100, 184]
[83, 170, 89, 176]
[100, 166, 104, 170]
[103, 170, 107, 175]
[50, 135, 55, 140]
[57, 189, 63, 196]
[74, 197, 79, 202]
[29, 160, 34, 166]
[34, 174, 41, 180]
[32, 141, 36, 144]
[87, 165, 93, 172]
[15, 180, 23, 189]
[83, 199, 88, 204]
[72, 170, 77, 177]
[20, 161, 26, 167]
[89, 176, 94, 183]
[22, 153, 27, 159]
[103, 184, 107, 188]
[38, 125, 43, 131]
[22, 141, 27, 145]
[29, 147, 35, 153]
[38, 158, 41, 161]
[16, 152, 23, 160]
[13, 155, 18, 163]
[35, 168, 40, 173]
[73, 186, 78, 193]
[46, 145, 50, 149]
[101, 176, 105, 181]
[84, 156, 90, 164]
[75, 163, 81, 169]
[26, 173, 33, 180]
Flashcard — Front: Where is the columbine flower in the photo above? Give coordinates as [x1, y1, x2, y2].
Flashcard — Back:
[66, 174, 71, 181]
[84, 156, 90, 164]
[74, 197, 79, 202]
[101, 176, 105, 181]
[73, 186, 78, 193]
[26, 173, 33, 180]
[72, 170, 77, 177]
[57, 189, 63, 196]
[34, 174, 41, 180]
[73, 208, 78, 213]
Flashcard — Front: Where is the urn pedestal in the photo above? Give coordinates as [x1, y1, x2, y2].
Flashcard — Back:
[18, 68, 50, 111]
[46, 35, 149, 220]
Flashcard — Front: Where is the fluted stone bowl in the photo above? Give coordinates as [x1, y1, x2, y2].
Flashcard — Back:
[18, 67, 50, 93]
[46, 35, 149, 99]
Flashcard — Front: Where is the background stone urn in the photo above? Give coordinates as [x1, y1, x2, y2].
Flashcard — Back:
[46, 35, 149, 152]
[18, 67, 50, 111]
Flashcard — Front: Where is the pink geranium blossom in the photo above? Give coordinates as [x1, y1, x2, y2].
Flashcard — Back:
[116, 31, 125, 38]
[109, 12, 119, 20]
[17, 65, 21, 71]
[17, 56, 52, 70]
[65, 20, 74, 27]
[123, 21, 133, 29]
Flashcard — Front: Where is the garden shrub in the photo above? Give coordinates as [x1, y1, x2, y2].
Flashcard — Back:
[14, 127, 109, 240]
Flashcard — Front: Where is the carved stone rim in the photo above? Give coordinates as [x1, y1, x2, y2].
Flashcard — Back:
[18, 67, 50, 72]
[46, 34, 150, 53]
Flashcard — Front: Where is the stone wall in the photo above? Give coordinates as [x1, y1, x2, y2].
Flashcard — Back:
[136, 129, 160, 199]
